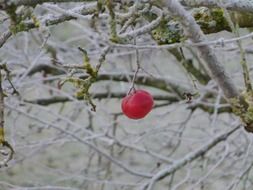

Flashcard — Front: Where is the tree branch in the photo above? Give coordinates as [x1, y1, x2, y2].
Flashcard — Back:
[0, 0, 95, 8]
[143, 124, 241, 190]
[161, 1, 253, 133]
[0, 66, 14, 167]
[0, 30, 11, 48]
[25, 62, 190, 95]
[6, 102, 153, 179]
[162, 1, 239, 100]
[180, 0, 253, 13]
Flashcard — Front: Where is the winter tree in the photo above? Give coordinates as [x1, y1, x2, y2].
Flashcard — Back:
[1, 0, 253, 190]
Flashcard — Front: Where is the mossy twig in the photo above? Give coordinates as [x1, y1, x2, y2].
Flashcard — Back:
[0, 65, 14, 167]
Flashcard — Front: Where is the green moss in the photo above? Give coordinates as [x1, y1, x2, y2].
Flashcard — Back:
[10, 22, 28, 33]
[97, 0, 105, 12]
[241, 91, 253, 123]
[150, 7, 232, 44]
[151, 18, 183, 44]
[0, 127, 5, 143]
[31, 15, 40, 28]
[75, 89, 86, 99]
[6, 5, 39, 34]
[80, 49, 97, 78]
[231, 12, 253, 28]
[245, 107, 253, 123]
[193, 8, 230, 33]
[5, 4, 20, 34]
[229, 92, 253, 132]
[106, 0, 119, 42]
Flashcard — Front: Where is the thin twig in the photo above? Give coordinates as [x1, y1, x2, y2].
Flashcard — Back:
[142, 125, 240, 190]
[219, 0, 252, 92]
[0, 67, 14, 167]
[6, 102, 153, 178]
[0, 30, 11, 48]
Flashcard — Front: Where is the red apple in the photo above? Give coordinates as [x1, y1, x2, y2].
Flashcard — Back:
[121, 90, 154, 119]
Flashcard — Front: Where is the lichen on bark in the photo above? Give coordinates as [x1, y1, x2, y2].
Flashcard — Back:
[192, 7, 230, 33]
[229, 92, 253, 132]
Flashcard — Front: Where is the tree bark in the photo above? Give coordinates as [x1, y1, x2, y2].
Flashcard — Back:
[162, 0, 239, 99]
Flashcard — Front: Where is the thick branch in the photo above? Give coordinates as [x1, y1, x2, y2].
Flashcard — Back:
[180, 0, 253, 13]
[162, 0, 239, 99]
[162, 1, 253, 133]
[24, 93, 232, 114]
[0, 2, 97, 47]
[92, 73, 187, 95]
[0, 0, 95, 8]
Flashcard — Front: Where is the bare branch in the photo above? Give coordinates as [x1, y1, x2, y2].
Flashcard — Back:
[6, 102, 153, 179]
[24, 93, 179, 105]
[1, 0, 96, 8]
[0, 66, 14, 167]
[119, 7, 163, 39]
[143, 124, 241, 190]
[180, 0, 253, 13]
[0, 30, 11, 48]
[162, 0, 239, 99]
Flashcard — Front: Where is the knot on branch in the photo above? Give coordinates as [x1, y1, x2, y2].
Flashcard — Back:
[0, 141, 14, 167]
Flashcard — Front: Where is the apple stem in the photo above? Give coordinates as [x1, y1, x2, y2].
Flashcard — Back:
[127, 86, 136, 95]
[128, 34, 141, 95]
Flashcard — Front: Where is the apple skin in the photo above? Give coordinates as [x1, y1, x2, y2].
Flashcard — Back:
[121, 90, 154, 119]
